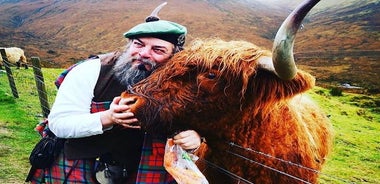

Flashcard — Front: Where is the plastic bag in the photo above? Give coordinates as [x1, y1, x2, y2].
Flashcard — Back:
[164, 138, 209, 184]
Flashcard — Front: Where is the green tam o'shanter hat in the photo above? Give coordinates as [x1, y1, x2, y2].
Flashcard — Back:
[124, 2, 187, 47]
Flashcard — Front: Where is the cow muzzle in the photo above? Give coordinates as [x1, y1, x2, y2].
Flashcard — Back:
[120, 91, 164, 133]
[120, 92, 142, 116]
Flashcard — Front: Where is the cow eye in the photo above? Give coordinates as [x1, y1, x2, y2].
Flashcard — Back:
[207, 72, 216, 79]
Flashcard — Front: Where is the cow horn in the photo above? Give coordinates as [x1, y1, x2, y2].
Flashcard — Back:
[145, 2, 168, 22]
[271, 0, 320, 80]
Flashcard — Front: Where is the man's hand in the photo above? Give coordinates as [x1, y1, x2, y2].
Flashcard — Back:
[100, 96, 140, 129]
[173, 130, 202, 151]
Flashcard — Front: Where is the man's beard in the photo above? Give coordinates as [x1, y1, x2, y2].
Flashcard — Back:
[113, 52, 157, 87]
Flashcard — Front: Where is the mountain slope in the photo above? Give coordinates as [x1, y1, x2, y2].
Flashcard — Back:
[0, 0, 378, 91]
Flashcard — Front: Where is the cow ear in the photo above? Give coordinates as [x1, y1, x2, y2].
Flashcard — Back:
[249, 65, 314, 104]
[245, 51, 316, 105]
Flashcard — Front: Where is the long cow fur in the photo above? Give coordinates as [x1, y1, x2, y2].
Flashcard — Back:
[122, 38, 334, 183]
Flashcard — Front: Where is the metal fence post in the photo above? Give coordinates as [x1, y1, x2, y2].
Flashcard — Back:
[0, 48, 19, 98]
[31, 57, 50, 118]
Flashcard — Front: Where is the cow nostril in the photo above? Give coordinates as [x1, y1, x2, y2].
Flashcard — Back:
[119, 97, 138, 106]
[125, 98, 137, 106]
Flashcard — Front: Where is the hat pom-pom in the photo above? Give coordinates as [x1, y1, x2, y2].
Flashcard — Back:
[145, 16, 160, 22]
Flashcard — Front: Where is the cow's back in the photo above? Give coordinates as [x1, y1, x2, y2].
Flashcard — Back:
[198, 94, 333, 184]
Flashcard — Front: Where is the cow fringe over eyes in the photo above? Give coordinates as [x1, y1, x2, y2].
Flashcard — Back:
[173, 38, 272, 98]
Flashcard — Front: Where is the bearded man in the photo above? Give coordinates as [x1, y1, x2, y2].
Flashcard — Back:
[28, 3, 203, 184]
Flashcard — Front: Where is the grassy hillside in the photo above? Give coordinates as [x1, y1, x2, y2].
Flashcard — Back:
[0, 68, 379, 183]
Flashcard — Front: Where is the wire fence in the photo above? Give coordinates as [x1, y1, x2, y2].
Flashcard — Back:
[1, 49, 59, 120]
[1, 49, 19, 98]
[1, 55, 51, 118]
[0, 49, 356, 183]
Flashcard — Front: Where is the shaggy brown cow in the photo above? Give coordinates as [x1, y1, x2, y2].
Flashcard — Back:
[121, 0, 333, 183]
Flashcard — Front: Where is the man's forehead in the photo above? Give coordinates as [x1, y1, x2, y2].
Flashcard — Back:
[135, 38, 174, 52]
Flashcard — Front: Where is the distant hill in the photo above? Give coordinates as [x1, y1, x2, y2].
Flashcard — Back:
[0, 0, 379, 92]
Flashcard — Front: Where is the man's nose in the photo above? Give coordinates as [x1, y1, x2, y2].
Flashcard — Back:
[138, 47, 151, 58]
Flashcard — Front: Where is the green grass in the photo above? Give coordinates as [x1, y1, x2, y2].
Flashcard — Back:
[0, 68, 63, 183]
[308, 88, 380, 183]
[0, 68, 379, 183]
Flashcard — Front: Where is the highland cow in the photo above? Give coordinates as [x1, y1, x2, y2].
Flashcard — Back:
[121, 0, 333, 183]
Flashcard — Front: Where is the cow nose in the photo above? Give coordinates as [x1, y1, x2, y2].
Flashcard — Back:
[119, 96, 137, 106]
[126, 97, 137, 106]
[126, 98, 137, 106]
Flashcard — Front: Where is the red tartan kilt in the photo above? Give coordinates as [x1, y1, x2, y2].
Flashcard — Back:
[29, 140, 176, 183]
[29, 151, 98, 183]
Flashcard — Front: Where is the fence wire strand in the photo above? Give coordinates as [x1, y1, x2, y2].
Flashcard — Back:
[0, 61, 357, 184]
[198, 141, 354, 183]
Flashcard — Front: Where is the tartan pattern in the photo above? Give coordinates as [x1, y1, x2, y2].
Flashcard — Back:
[29, 57, 176, 183]
[30, 101, 175, 183]
[137, 137, 175, 183]
[90, 101, 111, 113]
[34, 118, 48, 137]
[54, 61, 84, 89]
[30, 150, 97, 184]
[29, 101, 108, 184]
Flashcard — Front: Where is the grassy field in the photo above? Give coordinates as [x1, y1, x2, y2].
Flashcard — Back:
[0, 68, 379, 183]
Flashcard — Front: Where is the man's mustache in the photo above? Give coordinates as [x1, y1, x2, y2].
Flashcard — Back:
[133, 57, 157, 71]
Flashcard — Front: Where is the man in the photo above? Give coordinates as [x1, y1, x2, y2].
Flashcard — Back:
[29, 3, 203, 184]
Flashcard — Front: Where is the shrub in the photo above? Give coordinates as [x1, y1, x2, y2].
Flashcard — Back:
[330, 87, 343, 96]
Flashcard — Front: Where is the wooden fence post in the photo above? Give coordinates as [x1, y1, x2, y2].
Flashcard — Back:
[0, 48, 19, 98]
[31, 57, 50, 118]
